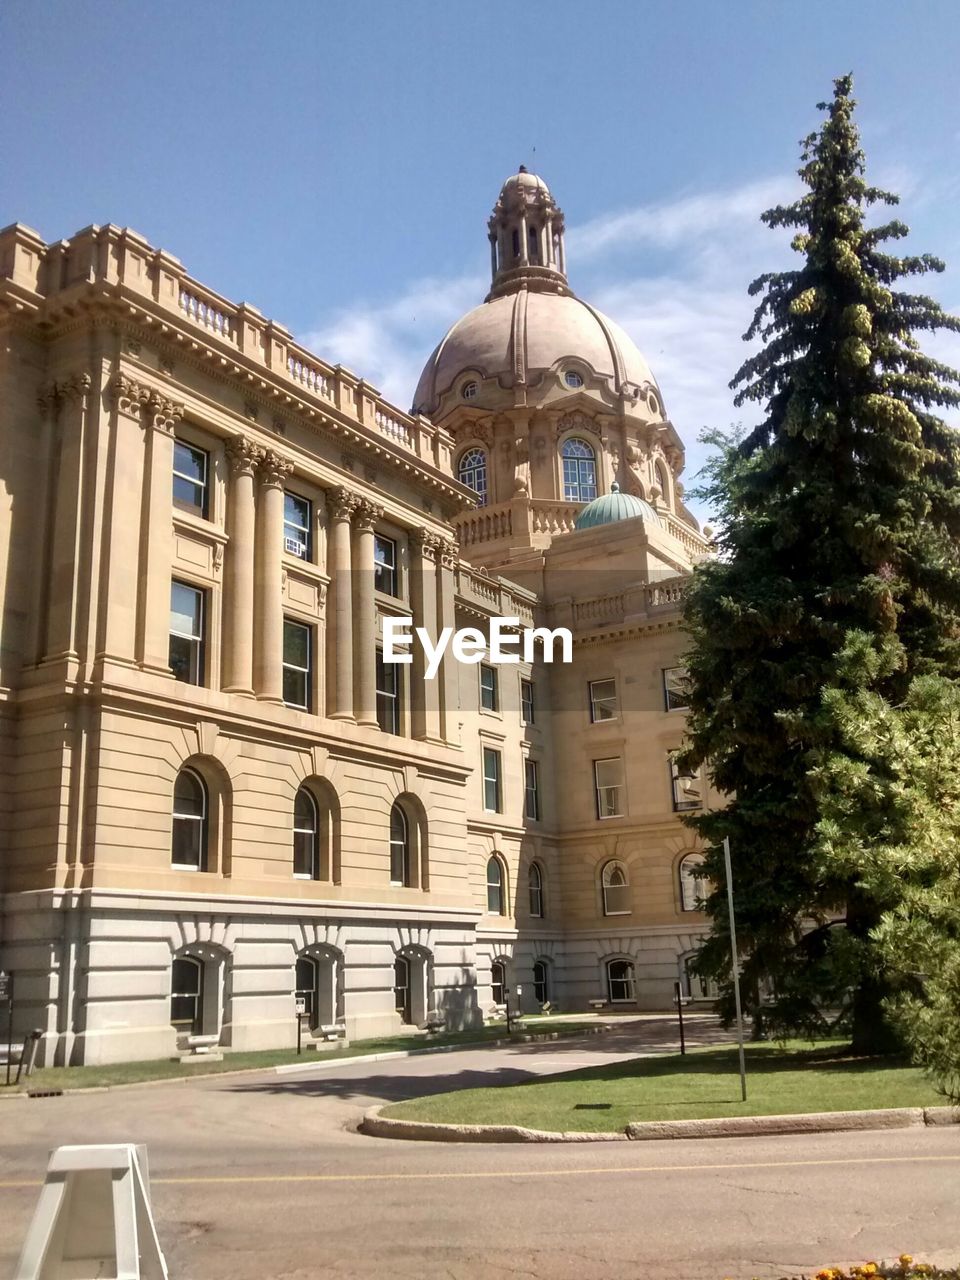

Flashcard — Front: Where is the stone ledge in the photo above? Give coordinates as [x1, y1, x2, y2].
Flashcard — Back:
[361, 1104, 960, 1144]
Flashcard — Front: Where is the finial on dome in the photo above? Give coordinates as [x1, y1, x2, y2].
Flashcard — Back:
[518, 164, 528, 173]
[610, 481, 620, 493]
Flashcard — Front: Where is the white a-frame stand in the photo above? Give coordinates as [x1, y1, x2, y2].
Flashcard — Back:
[14, 1143, 169, 1279]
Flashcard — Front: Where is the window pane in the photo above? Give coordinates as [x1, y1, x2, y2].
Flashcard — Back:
[520, 679, 534, 723]
[458, 448, 487, 505]
[172, 816, 202, 868]
[283, 621, 309, 668]
[595, 758, 624, 818]
[174, 771, 205, 817]
[590, 679, 618, 722]
[671, 760, 702, 811]
[480, 665, 498, 711]
[283, 493, 311, 559]
[664, 667, 691, 712]
[483, 748, 501, 812]
[376, 652, 400, 734]
[374, 536, 397, 595]
[173, 442, 207, 517]
[524, 759, 539, 821]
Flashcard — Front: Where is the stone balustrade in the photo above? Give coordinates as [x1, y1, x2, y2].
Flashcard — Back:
[570, 575, 687, 630]
[0, 221, 454, 474]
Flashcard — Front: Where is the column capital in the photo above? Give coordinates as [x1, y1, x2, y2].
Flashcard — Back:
[225, 434, 265, 477]
[111, 372, 151, 418]
[60, 371, 92, 404]
[326, 486, 359, 522]
[438, 538, 459, 570]
[259, 449, 294, 488]
[147, 389, 184, 436]
[353, 499, 384, 532]
[410, 530, 443, 562]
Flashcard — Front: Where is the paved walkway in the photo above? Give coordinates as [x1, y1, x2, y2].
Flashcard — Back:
[2, 1015, 957, 1279]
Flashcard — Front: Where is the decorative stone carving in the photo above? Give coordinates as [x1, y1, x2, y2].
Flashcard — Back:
[259, 449, 294, 488]
[224, 434, 265, 477]
[271, 416, 287, 435]
[59, 371, 92, 403]
[353, 499, 385, 531]
[555, 411, 600, 439]
[438, 538, 459, 570]
[243, 401, 259, 422]
[213, 543, 224, 576]
[125, 339, 141, 357]
[36, 382, 59, 416]
[111, 373, 151, 418]
[410, 530, 443, 562]
[146, 389, 184, 435]
[326, 486, 359, 522]
[159, 355, 175, 376]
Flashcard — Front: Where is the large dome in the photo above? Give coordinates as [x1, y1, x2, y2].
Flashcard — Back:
[413, 289, 660, 416]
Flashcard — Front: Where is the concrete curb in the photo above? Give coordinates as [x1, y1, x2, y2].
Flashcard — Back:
[360, 1103, 960, 1144]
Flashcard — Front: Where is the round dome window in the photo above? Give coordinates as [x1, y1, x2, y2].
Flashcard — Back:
[462, 381, 478, 400]
[564, 371, 584, 389]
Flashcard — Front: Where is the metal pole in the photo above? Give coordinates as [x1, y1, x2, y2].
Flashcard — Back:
[723, 837, 747, 1102]
[674, 980, 686, 1056]
[297, 1012, 303, 1056]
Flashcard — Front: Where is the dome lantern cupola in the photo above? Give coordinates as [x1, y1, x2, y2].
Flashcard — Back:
[487, 166, 570, 301]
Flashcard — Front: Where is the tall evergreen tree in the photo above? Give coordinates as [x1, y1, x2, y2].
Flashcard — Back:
[680, 75, 960, 1052]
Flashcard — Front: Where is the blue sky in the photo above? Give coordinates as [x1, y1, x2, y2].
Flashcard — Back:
[4, 1, 960, 514]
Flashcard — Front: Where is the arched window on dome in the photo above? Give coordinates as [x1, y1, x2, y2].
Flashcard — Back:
[458, 447, 488, 507]
[561, 438, 598, 504]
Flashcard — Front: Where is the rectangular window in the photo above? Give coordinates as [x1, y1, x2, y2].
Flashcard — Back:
[283, 492, 312, 561]
[482, 747, 502, 813]
[520, 678, 535, 724]
[480, 663, 499, 712]
[594, 757, 625, 819]
[663, 666, 691, 712]
[374, 535, 398, 596]
[671, 758, 703, 811]
[282, 619, 312, 709]
[172, 440, 208, 519]
[589, 678, 618, 723]
[524, 759, 540, 821]
[169, 581, 205, 685]
[376, 649, 400, 734]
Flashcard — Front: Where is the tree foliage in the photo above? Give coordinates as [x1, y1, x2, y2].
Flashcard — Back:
[680, 74, 960, 1052]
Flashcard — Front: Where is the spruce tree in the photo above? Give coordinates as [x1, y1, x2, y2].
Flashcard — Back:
[680, 74, 960, 1053]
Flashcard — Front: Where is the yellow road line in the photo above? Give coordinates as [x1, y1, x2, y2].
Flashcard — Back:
[2, 1152, 959, 1190]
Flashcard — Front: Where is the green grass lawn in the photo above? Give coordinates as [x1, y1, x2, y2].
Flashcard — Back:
[382, 1040, 946, 1131]
[4, 1019, 595, 1093]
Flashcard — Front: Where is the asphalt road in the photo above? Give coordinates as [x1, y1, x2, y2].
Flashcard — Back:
[1, 1017, 957, 1279]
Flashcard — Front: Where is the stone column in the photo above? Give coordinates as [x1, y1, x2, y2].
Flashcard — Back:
[409, 532, 442, 742]
[545, 216, 555, 267]
[254, 449, 293, 703]
[352, 499, 384, 729]
[519, 211, 529, 265]
[325, 487, 358, 721]
[101, 374, 150, 666]
[222, 435, 263, 694]
[436, 538, 460, 746]
[135, 384, 184, 674]
[489, 233, 498, 279]
[42, 373, 94, 663]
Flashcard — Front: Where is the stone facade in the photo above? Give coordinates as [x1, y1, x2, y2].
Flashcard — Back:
[0, 173, 717, 1066]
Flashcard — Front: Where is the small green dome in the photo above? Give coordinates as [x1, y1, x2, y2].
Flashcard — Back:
[574, 482, 662, 531]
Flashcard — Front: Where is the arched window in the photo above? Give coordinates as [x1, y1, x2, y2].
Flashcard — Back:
[172, 768, 207, 871]
[511, 228, 521, 260]
[170, 955, 203, 1032]
[458, 447, 488, 506]
[295, 955, 319, 1027]
[461, 381, 478, 401]
[533, 959, 549, 1005]
[491, 959, 506, 1006]
[561, 437, 597, 503]
[528, 225, 540, 264]
[564, 370, 584, 389]
[528, 862, 544, 918]
[394, 954, 411, 1023]
[654, 461, 669, 502]
[390, 802, 410, 886]
[601, 860, 630, 916]
[679, 853, 707, 912]
[293, 788, 319, 880]
[486, 856, 505, 915]
[606, 958, 636, 1004]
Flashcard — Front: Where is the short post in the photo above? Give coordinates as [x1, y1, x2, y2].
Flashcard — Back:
[673, 980, 686, 1056]
[0, 970, 13, 1088]
[295, 998, 306, 1055]
[723, 837, 748, 1102]
[503, 986, 512, 1034]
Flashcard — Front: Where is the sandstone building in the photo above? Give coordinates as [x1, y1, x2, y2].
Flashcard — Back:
[0, 170, 714, 1064]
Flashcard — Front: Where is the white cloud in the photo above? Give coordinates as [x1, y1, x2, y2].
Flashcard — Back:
[298, 169, 960, 523]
